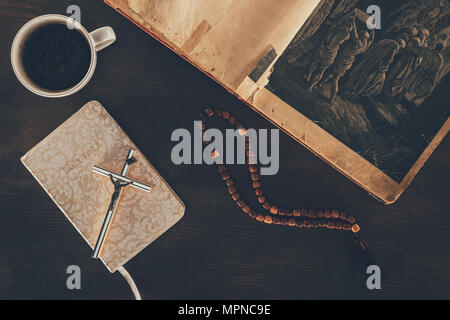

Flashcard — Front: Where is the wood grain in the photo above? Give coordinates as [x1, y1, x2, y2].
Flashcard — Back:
[0, 0, 449, 299]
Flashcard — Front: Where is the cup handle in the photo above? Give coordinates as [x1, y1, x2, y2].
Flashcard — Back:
[89, 27, 116, 52]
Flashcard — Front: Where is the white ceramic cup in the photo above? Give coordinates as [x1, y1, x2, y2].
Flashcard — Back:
[11, 14, 116, 98]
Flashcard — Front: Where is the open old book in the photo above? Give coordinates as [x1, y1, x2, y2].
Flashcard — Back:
[105, 0, 450, 204]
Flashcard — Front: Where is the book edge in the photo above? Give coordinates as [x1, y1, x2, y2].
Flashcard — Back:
[97, 102, 186, 272]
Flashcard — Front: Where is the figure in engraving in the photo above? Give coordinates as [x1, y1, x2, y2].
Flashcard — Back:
[382, 31, 424, 100]
[287, 0, 359, 67]
[346, 38, 406, 96]
[298, 0, 336, 43]
[319, 20, 375, 104]
[388, 0, 449, 33]
[418, 28, 431, 47]
[328, 0, 359, 21]
[305, 17, 355, 93]
[405, 42, 446, 101]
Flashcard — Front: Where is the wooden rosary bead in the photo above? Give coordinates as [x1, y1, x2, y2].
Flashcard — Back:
[248, 165, 258, 173]
[296, 220, 303, 228]
[319, 220, 327, 227]
[263, 201, 271, 210]
[255, 188, 264, 196]
[347, 216, 356, 224]
[285, 209, 293, 217]
[264, 215, 273, 224]
[228, 186, 237, 195]
[331, 210, 340, 219]
[238, 128, 247, 136]
[324, 210, 332, 219]
[196, 121, 205, 131]
[256, 213, 265, 222]
[252, 181, 262, 189]
[249, 210, 257, 219]
[351, 224, 360, 233]
[257, 196, 266, 204]
[250, 173, 260, 181]
[235, 121, 243, 129]
[198, 113, 207, 121]
[221, 172, 231, 180]
[215, 108, 223, 117]
[339, 211, 347, 220]
[293, 209, 301, 217]
[237, 199, 246, 208]
[246, 150, 255, 158]
[335, 222, 342, 230]
[300, 209, 309, 217]
[304, 220, 311, 228]
[229, 116, 237, 125]
[280, 217, 288, 226]
[218, 164, 227, 173]
[211, 150, 220, 159]
[232, 193, 241, 201]
[242, 205, 251, 214]
[225, 179, 234, 187]
[288, 218, 296, 227]
[270, 205, 279, 215]
[359, 239, 368, 251]
[204, 107, 215, 118]
[343, 223, 351, 231]
[327, 221, 335, 229]
[222, 110, 230, 119]
[272, 216, 281, 225]
[312, 221, 319, 228]
[308, 209, 316, 219]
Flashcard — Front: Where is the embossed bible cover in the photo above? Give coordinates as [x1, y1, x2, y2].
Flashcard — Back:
[105, 0, 449, 204]
[21, 101, 185, 272]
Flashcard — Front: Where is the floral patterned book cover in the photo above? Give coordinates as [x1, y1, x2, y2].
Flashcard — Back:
[105, 0, 450, 204]
[21, 101, 185, 272]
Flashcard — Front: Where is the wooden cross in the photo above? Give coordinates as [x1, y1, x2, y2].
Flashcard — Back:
[91, 149, 151, 259]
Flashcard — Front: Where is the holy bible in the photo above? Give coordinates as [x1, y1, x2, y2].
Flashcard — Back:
[21, 101, 185, 272]
[105, 0, 450, 204]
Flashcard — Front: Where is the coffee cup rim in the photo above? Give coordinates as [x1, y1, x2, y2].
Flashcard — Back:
[11, 14, 98, 98]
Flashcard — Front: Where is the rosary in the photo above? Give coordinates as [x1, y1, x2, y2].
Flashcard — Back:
[198, 107, 372, 257]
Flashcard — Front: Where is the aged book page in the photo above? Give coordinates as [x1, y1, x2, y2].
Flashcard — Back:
[109, 0, 320, 91]
[105, 0, 450, 204]
[21, 101, 185, 272]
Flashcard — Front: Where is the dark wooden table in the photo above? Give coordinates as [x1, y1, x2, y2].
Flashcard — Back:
[1, 0, 449, 300]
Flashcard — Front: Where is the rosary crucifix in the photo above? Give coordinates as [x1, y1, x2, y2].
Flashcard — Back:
[91, 149, 151, 259]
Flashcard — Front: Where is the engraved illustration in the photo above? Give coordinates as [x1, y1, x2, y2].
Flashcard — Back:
[268, 0, 450, 182]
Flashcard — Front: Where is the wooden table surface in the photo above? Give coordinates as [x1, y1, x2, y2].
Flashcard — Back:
[1, 0, 449, 300]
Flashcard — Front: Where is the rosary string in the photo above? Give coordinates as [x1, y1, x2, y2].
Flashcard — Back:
[199, 107, 372, 255]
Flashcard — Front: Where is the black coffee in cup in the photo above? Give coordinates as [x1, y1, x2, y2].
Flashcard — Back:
[22, 23, 91, 90]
